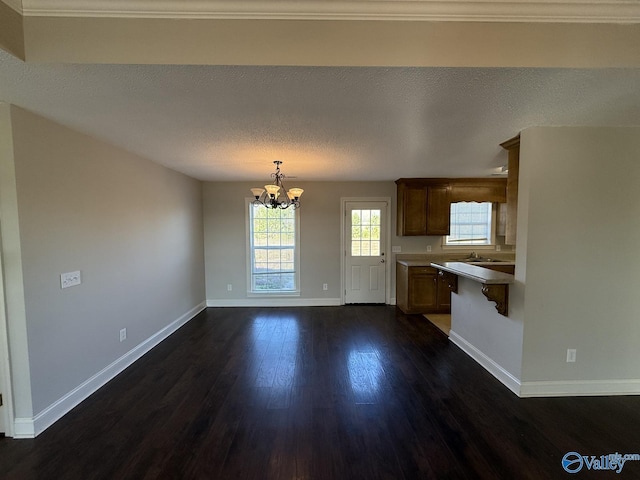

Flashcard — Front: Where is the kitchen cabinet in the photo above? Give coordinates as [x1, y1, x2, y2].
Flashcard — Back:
[500, 135, 520, 245]
[396, 182, 428, 236]
[426, 184, 451, 235]
[396, 178, 506, 236]
[396, 179, 451, 236]
[396, 262, 451, 314]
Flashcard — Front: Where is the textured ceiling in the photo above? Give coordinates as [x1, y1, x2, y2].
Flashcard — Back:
[2, 49, 640, 181]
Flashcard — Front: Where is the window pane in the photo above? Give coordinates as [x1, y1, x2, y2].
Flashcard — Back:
[352, 210, 361, 226]
[254, 249, 268, 262]
[267, 250, 281, 263]
[268, 232, 281, 245]
[254, 233, 268, 246]
[352, 241, 361, 256]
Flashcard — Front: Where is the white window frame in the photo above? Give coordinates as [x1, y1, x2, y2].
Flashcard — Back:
[246, 199, 300, 296]
[442, 201, 497, 251]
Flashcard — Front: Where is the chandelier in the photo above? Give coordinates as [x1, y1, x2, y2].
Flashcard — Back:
[250, 161, 303, 209]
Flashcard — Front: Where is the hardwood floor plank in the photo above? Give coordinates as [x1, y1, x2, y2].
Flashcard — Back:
[2, 306, 640, 479]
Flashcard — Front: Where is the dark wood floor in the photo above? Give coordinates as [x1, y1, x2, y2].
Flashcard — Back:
[1, 306, 639, 479]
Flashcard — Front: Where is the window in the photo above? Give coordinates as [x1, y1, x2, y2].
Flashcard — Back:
[248, 203, 299, 293]
[445, 202, 495, 247]
[350, 209, 381, 257]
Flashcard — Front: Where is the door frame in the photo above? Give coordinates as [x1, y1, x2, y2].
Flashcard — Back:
[340, 197, 392, 305]
[0, 222, 14, 437]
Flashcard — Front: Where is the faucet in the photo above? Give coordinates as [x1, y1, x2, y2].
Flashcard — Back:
[470, 251, 479, 259]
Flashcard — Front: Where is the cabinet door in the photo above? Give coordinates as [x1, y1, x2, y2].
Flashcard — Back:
[426, 185, 451, 235]
[408, 273, 437, 311]
[436, 275, 452, 310]
[398, 184, 427, 235]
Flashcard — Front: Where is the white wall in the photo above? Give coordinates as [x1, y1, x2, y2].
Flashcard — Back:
[449, 276, 523, 392]
[519, 126, 640, 396]
[1, 106, 206, 433]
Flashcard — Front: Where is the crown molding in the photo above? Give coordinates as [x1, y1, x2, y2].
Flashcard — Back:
[2, 0, 23, 14]
[19, 0, 640, 23]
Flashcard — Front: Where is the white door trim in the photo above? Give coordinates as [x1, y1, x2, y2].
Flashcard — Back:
[340, 197, 392, 305]
[0, 222, 15, 437]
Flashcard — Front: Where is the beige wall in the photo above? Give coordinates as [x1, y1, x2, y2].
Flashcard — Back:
[0, 1, 24, 60]
[0, 103, 32, 421]
[519, 126, 640, 393]
[20, 16, 640, 67]
[4, 106, 205, 418]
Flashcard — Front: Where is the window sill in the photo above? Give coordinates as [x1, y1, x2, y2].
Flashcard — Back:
[247, 291, 301, 298]
[441, 244, 496, 251]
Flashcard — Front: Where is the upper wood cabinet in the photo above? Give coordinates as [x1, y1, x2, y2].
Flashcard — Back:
[396, 179, 451, 236]
[426, 184, 451, 235]
[396, 182, 428, 235]
[396, 178, 507, 236]
[500, 135, 520, 245]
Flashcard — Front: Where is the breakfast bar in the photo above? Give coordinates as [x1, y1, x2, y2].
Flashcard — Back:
[430, 261, 515, 316]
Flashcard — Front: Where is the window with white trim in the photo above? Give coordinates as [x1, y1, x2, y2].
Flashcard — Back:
[248, 203, 299, 293]
[445, 202, 495, 247]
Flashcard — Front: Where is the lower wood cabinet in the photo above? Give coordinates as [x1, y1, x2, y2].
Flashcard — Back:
[396, 263, 451, 314]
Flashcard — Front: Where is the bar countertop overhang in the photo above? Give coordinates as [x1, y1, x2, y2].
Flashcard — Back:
[430, 261, 515, 285]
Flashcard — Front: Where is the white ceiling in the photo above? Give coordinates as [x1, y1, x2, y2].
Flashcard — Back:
[2, 1, 640, 181]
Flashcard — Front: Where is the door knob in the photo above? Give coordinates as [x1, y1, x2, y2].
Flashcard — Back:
[380, 259, 385, 263]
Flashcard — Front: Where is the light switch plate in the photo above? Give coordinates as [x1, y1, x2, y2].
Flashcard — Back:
[61, 271, 81, 289]
[392, 246, 402, 253]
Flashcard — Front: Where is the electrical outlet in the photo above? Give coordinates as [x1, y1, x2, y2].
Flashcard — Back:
[496, 245, 501, 252]
[323, 283, 328, 291]
[426, 245, 432, 252]
[120, 328, 127, 342]
[227, 284, 233, 291]
[60, 271, 81, 289]
[566, 349, 576, 363]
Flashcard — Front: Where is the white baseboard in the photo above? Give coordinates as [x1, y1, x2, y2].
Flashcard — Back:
[15, 302, 206, 438]
[520, 379, 640, 397]
[207, 298, 341, 307]
[449, 330, 522, 396]
[13, 417, 35, 439]
[389, 296, 396, 305]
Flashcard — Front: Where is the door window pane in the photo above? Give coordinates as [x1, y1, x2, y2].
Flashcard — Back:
[350, 209, 381, 257]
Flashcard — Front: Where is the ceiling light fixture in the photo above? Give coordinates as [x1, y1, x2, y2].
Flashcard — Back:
[250, 161, 304, 209]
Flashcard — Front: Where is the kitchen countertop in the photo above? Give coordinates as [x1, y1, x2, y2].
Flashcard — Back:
[396, 258, 515, 268]
[430, 261, 515, 285]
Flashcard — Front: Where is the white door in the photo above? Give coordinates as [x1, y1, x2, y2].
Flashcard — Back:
[345, 201, 387, 304]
